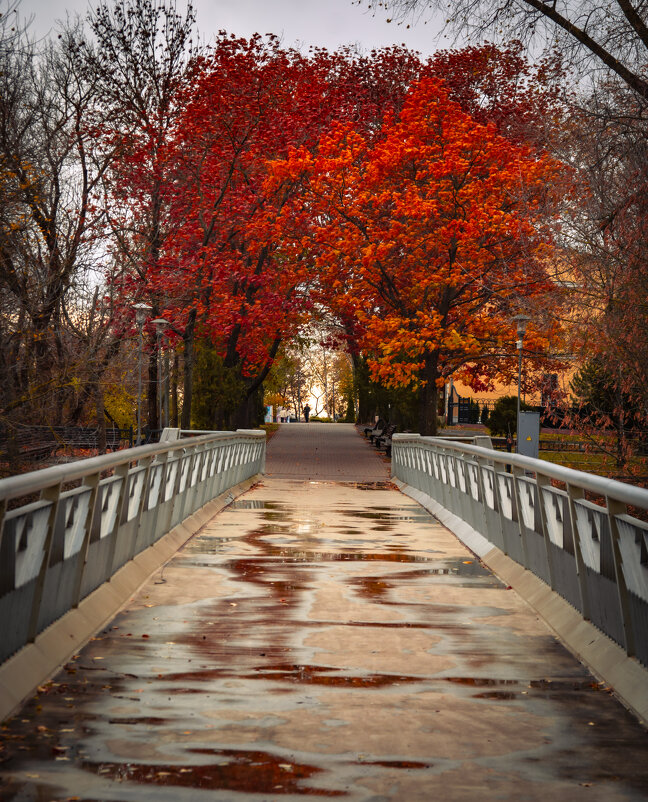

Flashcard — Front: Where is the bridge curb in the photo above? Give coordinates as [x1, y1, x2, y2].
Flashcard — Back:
[0, 474, 261, 723]
[395, 479, 648, 727]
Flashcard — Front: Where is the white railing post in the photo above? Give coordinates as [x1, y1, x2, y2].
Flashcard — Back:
[512, 465, 531, 570]
[106, 463, 134, 575]
[566, 483, 591, 621]
[72, 473, 101, 608]
[28, 482, 62, 642]
[606, 496, 636, 657]
[535, 473, 557, 591]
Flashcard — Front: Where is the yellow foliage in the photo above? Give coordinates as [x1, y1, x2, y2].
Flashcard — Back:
[104, 386, 136, 428]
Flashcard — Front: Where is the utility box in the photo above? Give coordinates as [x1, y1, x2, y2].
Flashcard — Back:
[518, 411, 540, 458]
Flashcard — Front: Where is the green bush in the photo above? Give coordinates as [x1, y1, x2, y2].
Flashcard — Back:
[487, 395, 533, 436]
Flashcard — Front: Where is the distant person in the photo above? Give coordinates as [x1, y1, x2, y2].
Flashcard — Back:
[303, 404, 311, 423]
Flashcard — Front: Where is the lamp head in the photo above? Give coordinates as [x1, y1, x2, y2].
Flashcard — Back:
[512, 314, 531, 338]
[133, 303, 152, 327]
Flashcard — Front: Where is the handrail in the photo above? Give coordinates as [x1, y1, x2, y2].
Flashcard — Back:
[394, 433, 648, 508]
[0, 431, 263, 503]
[391, 432, 648, 667]
[0, 428, 266, 665]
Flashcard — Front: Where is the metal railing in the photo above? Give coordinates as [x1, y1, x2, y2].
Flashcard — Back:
[392, 433, 648, 667]
[0, 429, 265, 664]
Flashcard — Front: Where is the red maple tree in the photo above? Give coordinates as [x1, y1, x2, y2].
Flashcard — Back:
[269, 71, 569, 433]
[148, 38, 427, 427]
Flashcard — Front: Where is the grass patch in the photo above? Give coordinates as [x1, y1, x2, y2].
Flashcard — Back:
[539, 449, 648, 479]
[259, 423, 280, 442]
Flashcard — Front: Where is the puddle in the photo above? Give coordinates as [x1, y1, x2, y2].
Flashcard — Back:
[349, 561, 503, 598]
[220, 551, 446, 569]
[361, 759, 433, 769]
[262, 511, 291, 522]
[444, 677, 519, 687]
[83, 748, 345, 795]
[163, 664, 425, 689]
[350, 577, 394, 599]
[442, 677, 604, 695]
[341, 482, 396, 490]
[229, 500, 282, 510]
[528, 679, 604, 692]
[251, 664, 424, 688]
[345, 510, 429, 523]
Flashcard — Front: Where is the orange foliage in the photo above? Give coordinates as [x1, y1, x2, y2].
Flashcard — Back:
[269, 75, 569, 431]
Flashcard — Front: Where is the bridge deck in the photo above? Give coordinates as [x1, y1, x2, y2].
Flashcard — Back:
[1, 424, 647, 800]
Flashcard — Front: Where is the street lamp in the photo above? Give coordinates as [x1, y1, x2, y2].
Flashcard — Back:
[151, 318, 168, 430]
[296, 368, 302, 422]
[133, 303, 152, 445]
[512, 314, 531, 452]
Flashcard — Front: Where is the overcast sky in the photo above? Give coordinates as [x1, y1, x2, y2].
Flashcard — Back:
[20, 0, 447, 57]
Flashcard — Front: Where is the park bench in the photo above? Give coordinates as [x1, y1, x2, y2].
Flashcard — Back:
[363, 418, 387, 440]
[374, 423, 398, 456]
[369, 421, 390, 445]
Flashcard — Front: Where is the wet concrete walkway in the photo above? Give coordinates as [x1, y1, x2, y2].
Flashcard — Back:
[1, 424, 648, 800]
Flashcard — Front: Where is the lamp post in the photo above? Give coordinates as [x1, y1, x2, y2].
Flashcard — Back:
[512, 314, 531, 452]
[296, 368, 302, 422]
[151, 318, 168, 430]
[133, 303, 152, 445]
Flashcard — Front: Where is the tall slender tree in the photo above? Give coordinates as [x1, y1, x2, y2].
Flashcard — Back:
[0, 25, 114, 428]
[77, 0, 197, 429]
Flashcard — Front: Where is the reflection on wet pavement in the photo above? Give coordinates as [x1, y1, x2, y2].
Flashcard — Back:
[82, 749, 346, 796]
[1, 479, 648, 801]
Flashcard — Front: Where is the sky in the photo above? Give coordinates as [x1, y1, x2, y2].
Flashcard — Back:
[20, 0, 447, 57]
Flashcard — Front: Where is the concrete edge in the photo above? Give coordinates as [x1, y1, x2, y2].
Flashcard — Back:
[0, 474, 261, 723]
[394, 479, 648, 727]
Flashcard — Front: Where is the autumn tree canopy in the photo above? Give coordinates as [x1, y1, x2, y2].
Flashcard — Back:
[0, 0, 578, 454]
[138, 36, 432, 429]
[268, 74, 567, 433]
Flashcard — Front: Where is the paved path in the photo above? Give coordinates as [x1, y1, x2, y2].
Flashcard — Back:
[265, 423, 389, 481]
[1, 426, 648, 800]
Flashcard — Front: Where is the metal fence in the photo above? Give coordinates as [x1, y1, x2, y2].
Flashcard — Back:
[391, 433, 648, 667]
[0, 424, 135, 463]
[0, 429, 265, 664]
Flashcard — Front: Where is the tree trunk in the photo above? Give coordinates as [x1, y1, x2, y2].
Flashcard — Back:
[353, 354, 372, 423]
[171, 351, 179, 428]
[181, 310, 196, 428]
[95, 383, 107, 454]
[147, 347, 158, 430]
[231, 384, 263, 429]
[616, 385, 627, 469]
[418, 351, 440, 436]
